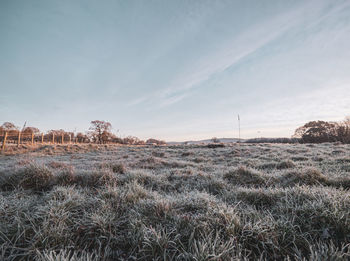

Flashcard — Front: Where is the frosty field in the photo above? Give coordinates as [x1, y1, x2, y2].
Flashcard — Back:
[0, 143, 349, 260]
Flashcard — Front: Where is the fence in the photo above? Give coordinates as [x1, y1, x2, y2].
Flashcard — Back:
[0, 131, 79, 151]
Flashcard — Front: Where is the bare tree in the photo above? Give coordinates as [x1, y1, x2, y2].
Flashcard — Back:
[1, 122, 18, 131]
[76, 132, 89, 143]
[293, 121, 338, 143]
[1, 122, 19, 137]
[336, 116, 350, 144]
[123, 136, 141, 145]
[89, 120, 112, 144]
[211, 137, 220, 143]
[45, 129, 66, 143]
[23, 127, 40, 135]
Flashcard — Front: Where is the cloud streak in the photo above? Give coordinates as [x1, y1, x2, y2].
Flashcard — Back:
[138, 0, 337, 108]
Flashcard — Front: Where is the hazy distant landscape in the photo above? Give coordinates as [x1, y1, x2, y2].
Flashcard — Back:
[0, 142, 349, 260]
[168, 138, 242, 145]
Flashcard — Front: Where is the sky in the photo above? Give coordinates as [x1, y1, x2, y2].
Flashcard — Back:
[1, 0, 350, 141]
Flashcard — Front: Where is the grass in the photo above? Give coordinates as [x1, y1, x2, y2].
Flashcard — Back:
[0, 143, 349, 260]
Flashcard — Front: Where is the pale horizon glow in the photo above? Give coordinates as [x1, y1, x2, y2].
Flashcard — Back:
[1, 0, 350, 142]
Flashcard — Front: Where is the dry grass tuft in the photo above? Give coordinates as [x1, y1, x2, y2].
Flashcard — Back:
[280, 167, 328, 186]
[224, 166, 267, 186]
[14, 164, 54, 191]
[101, 162, 126, 174]
[56, 169, 77, 186]
[48, 161, 71, 169]
[276, 159, 296, 169]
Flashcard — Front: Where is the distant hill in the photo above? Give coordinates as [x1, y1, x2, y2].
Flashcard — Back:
[167, 138, 244, 145]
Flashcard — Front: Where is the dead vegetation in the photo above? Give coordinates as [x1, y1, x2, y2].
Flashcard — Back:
[0, 143, 349, 260]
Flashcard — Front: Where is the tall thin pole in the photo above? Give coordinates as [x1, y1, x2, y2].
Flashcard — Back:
[237, 114, 242, 158]
[238, 114, 241, 143]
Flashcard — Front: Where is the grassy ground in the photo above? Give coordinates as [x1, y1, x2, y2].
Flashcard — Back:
[0, 143, 349, 260]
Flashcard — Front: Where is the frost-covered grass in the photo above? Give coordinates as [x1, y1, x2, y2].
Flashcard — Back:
[0, 143, 349, 260]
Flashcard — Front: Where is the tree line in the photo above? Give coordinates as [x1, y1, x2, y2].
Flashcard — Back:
[244, 117, 350, 144]
[292, 117, 350, 143]
[2, 117, 349, 145]
[0, 120, 166, 145]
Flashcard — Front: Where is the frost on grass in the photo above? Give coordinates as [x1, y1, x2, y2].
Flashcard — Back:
[0, 143, 349, 260]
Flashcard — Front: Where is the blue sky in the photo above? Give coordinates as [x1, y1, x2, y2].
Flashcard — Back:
[1, 0, 350, 141]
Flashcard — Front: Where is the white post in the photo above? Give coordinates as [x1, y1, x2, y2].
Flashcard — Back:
[238, 114, 241, 143]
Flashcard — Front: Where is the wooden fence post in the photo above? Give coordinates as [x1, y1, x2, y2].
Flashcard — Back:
[17, 131, 21, 147]
[61, 134, 64, 144]
[2, 132, 7, 151]
[41, 133, 44, 144]
[31, 133, 34, 146]
[69, 134, 72, 144]
[52, 133, 55, 144]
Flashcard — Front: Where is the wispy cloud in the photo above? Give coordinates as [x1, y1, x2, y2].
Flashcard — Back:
[127, 96, 149, 107]
[146, 0, 333, 108]
[158, 92, 191, 108]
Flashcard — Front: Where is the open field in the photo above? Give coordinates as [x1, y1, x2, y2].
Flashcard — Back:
[0, 143, 349, 260]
